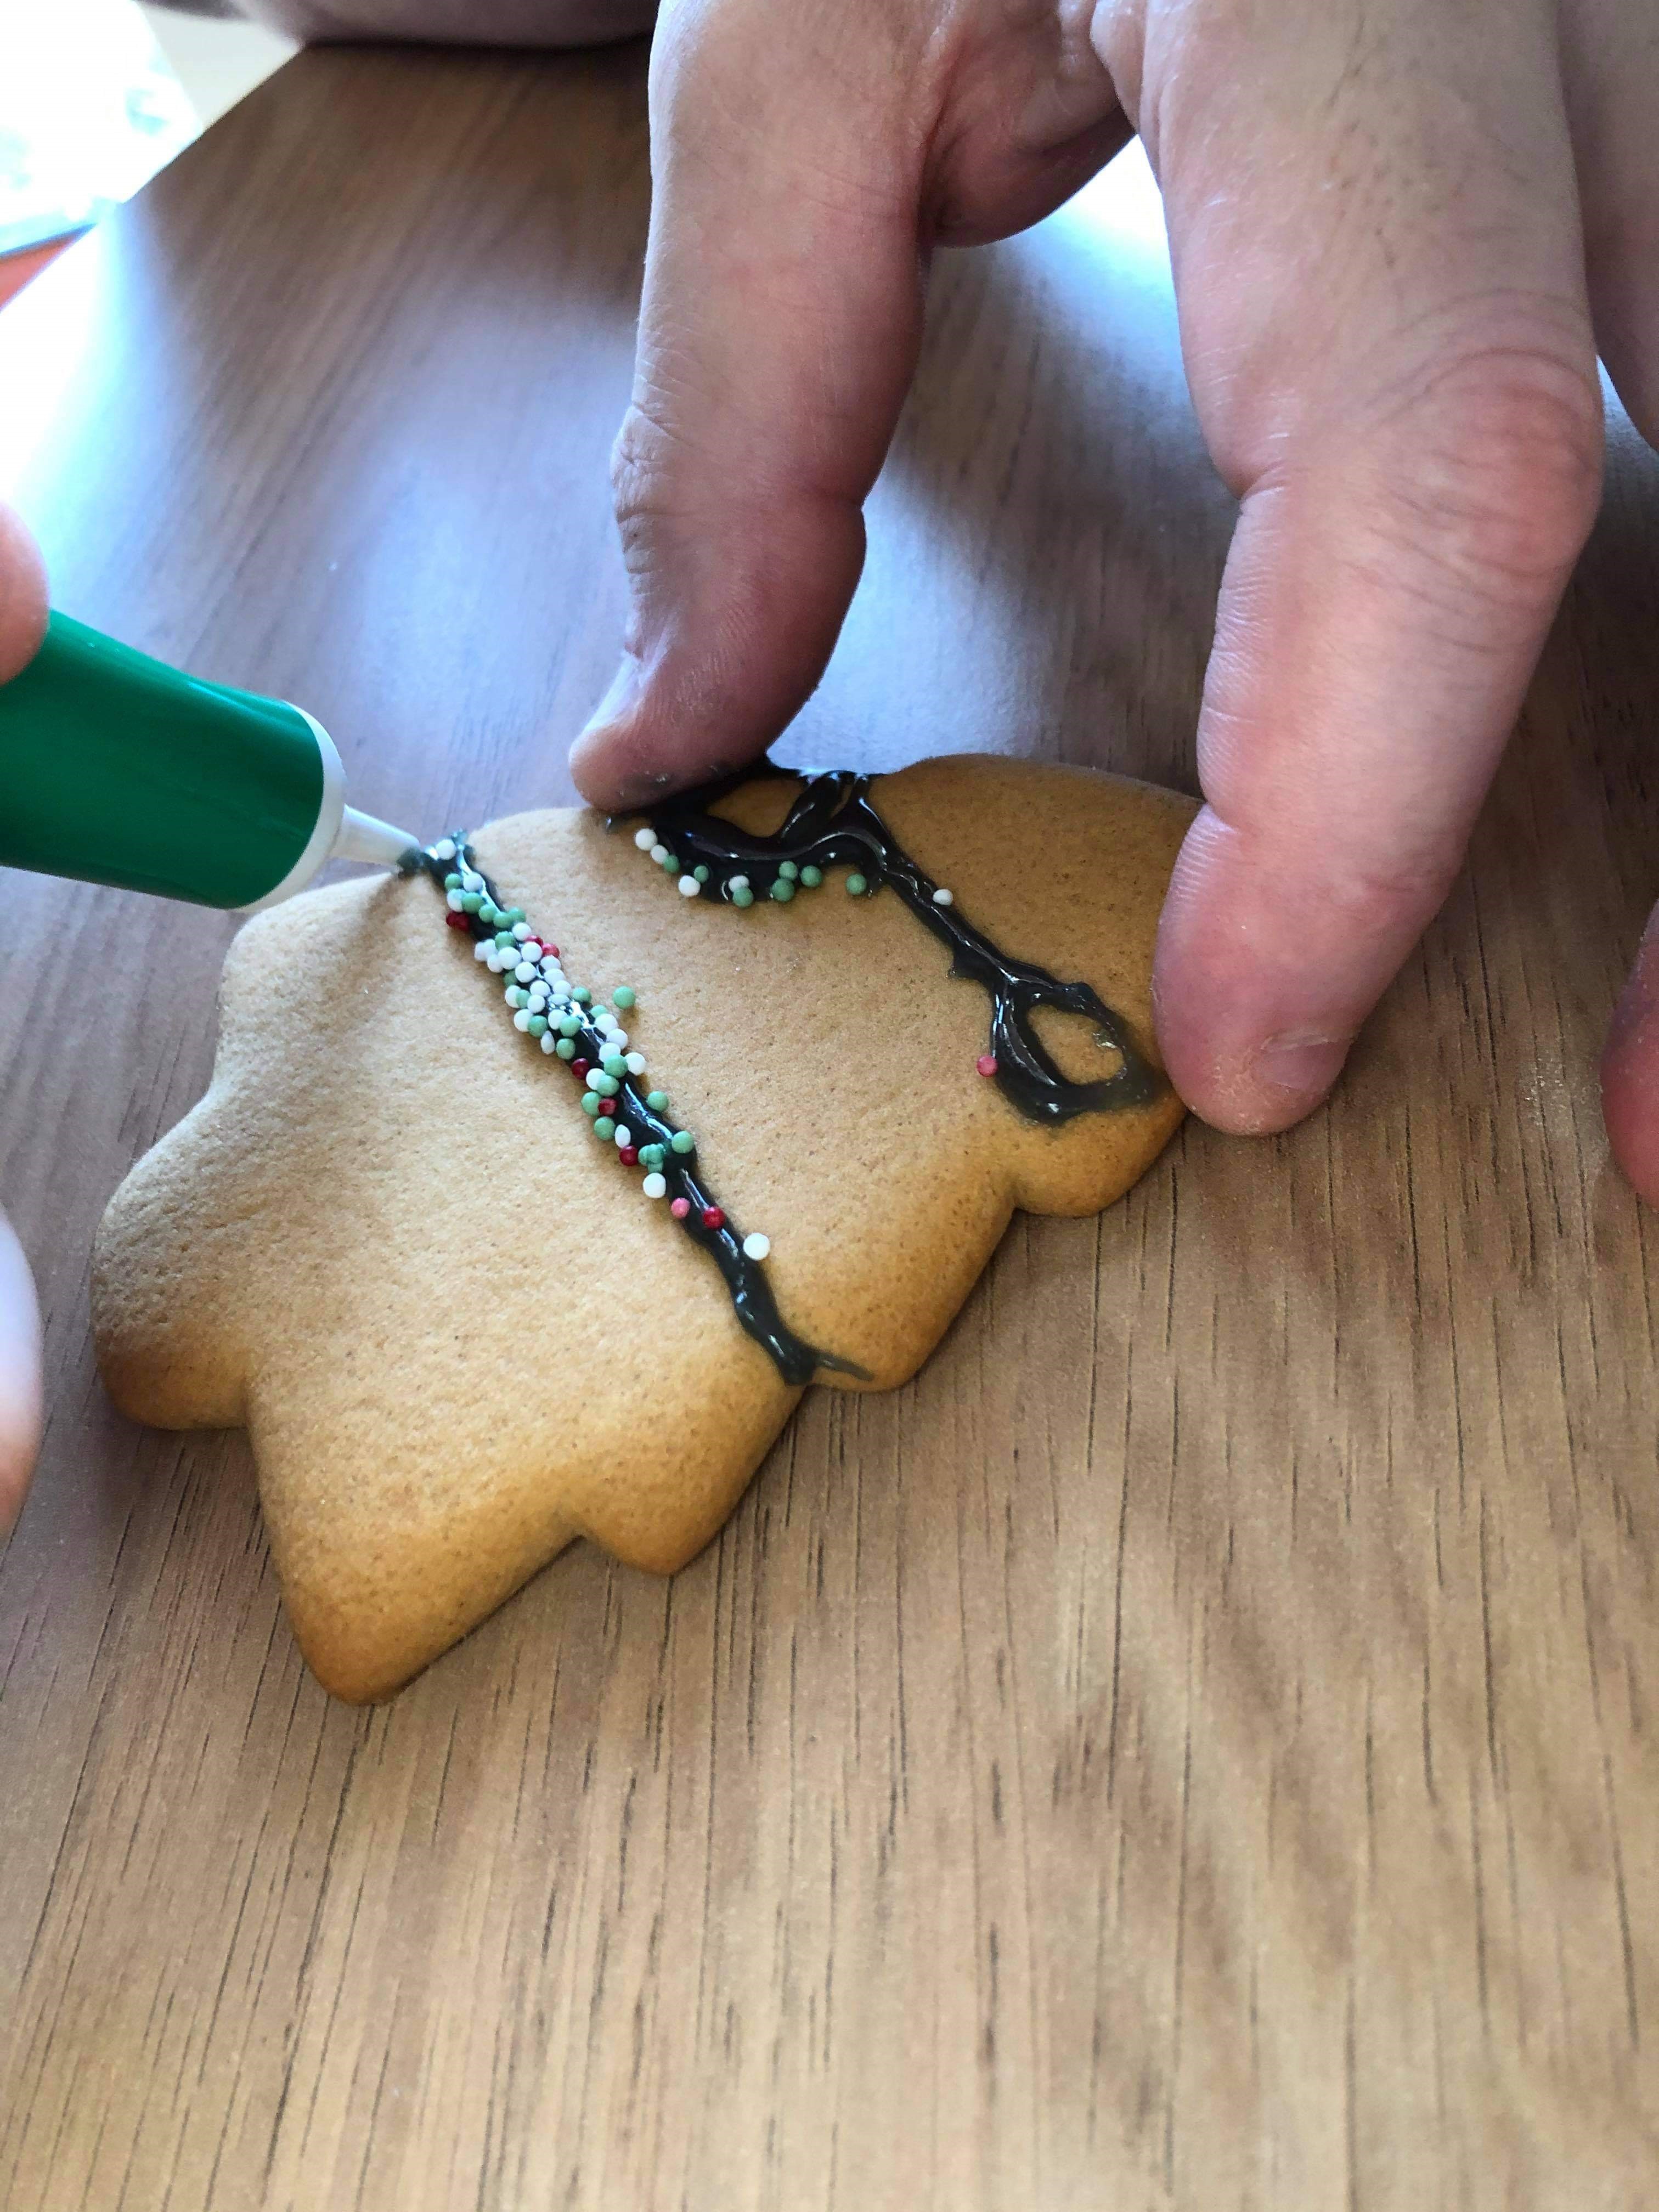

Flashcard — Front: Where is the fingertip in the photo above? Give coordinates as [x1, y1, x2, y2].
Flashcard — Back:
[568, 655, 745, 812]
[0, 506, 48, 686]
[1601, 910, 1659, 1207]
[0, 1217, 43, 1539]
[1156, 1013, 1350, 1137]
[1153, 806, 1355, 1136]
[1181, 1032, 1351, 1137]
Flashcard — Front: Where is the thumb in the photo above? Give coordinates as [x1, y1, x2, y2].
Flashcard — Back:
[0, 1216, 43, 1538]
[569, 0, 927, 807]
[0, 503, 47, 682]
[0, 505, 49, 1532]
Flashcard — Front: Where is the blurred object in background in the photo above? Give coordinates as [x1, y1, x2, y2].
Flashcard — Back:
[140, 6, 296, 129]
[0, 0, 293, 307]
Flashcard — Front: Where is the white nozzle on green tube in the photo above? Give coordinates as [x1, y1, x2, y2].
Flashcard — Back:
[0, 613, 422, 911]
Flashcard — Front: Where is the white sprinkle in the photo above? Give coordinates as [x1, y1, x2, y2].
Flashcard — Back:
[607, 1030, 628, 1051]
[472, 940, 491, 962]
[634, 826, 657, 851]
[445, 888, 464, 911]
[433, 837, 456, 861]
[514, 960, 537, 983]
[528, 985, 548, 1010]
[489, 952, 507, 973]
[512, 1009, 531, 1032]
[742, 1233, 771, 1262]
[932, 887, 953, 906]
[678, 875, 700, 898]
[650, 843, 670, 865]
[642, 1172, 667, 1199]
[729, 874, 749, 894]
[614, 1125, 633, 1148]
[540, 1031, 557, 1053]
[625, 1052, 647, 1075]
[461, 870, 483, 893]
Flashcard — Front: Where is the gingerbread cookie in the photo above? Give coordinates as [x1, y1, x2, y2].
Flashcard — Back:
[93, 756, 1195, 1700]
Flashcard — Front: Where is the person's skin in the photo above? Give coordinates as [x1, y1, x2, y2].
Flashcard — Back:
[5, 0, 1659, 1527]
[0, 509, 48, 1533]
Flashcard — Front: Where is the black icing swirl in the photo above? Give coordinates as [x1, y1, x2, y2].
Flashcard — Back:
[407, 839, 862, 1390]
[629, 767, 1165, 1124]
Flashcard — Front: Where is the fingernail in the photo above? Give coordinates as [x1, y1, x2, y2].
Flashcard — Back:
[1249, 1029, 1350, 1105]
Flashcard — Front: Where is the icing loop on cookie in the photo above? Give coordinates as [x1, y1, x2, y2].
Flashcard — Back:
[408, 837, 861, 1390]
[627, 769, 1165, 1124]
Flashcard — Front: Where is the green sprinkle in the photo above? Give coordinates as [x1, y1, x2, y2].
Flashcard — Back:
[845, 872, 867, 896]
[613, 985, 636, 1009]
[693, 864, 710, 884]
[556, 1037, 576, 1060]
[639, 1143, 665, 1170]
[594, 1116, 616, 1141]
[573, 987, 591, 1005]
[778, 860, 799, 881]
[582, 1092, 601, 1116]
[494, 930, 515, 950]
[602, 1054, 627, 1079]
[505, 908, 526, 926]
[444, 872, 462, 891]
[731, 885, 754, 908]
[646, 1090, 669, 1111]
[461, 892, 483, 914]
[670, 1130, 695, 1155]
[659, 851, 678, 872]
[558, 1014, 582, 1037]
[799, 865, 822, 888]
[771, 878, 795, 903]
[527, 1015, 548, 1038]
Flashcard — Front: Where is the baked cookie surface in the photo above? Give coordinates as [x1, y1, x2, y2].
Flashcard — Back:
[93, 755, 1196, 1700]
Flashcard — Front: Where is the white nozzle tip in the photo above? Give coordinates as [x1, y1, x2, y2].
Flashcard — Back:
[332, 805, 421, 869]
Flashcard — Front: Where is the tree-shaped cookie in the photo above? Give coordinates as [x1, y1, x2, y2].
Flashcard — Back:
[93, 756, 1194, 1700]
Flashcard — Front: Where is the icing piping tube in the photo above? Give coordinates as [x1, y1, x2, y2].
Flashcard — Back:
[0, 612, 420, 911]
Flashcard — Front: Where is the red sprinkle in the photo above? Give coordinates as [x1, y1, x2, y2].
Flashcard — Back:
[618, 1146, 639, 1166]
[572, 1058, 590, 1079]
[702, 1206, 725, 1231]
[976, 1053, 998, 1077]
[543, 944, 558, 958]
[670, 1197, 691, 1220]
[445, 911, 472, 931]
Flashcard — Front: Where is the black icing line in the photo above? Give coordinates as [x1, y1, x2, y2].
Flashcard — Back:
[623, 768, 1166, 1125]
[409, 838, 863, 1390]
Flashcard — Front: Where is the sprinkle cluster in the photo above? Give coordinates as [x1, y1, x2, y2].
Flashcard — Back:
[632, 820, 956, 912]
[433, 838, 771, 1260]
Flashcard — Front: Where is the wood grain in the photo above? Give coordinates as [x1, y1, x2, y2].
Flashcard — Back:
[2, 42, 1657, 2210]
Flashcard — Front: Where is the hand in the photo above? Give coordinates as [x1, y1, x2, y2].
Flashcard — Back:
[0, 505, 49, 1534]
[569, 0, 1659, 1198]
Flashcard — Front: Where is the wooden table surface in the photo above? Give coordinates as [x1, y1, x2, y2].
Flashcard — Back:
[2, 43, 1657, 2212]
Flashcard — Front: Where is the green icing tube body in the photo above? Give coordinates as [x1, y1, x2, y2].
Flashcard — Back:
[0, 613, 414, 910]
